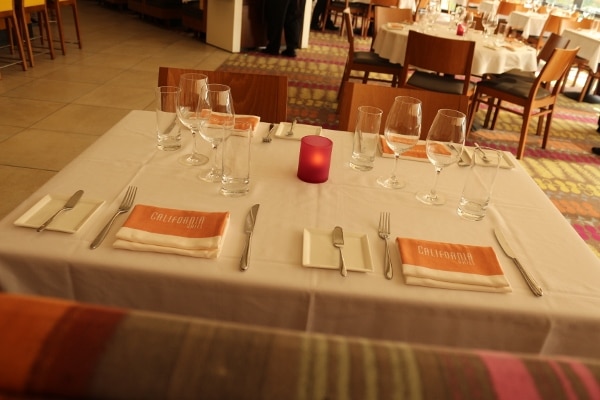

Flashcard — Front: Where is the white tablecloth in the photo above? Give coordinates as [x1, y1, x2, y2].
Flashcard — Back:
[1, 111, 599, 358]
[507, 11, 548, 38]
[563, 28, 600, 73]
[372, 23, 538, 75]
[478, 0, 498, 15]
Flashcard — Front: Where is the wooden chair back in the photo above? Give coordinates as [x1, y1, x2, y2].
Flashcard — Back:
[371, 6, 413, 48]
[496, 1, 520, 16]
[399, 30, 475, 95]
[338, 82, 470, 139]
[537, 32, 570, 64]
[158, 67, 288, 123]
[561, 17, 594, 31]
[535, 46, 579, 94]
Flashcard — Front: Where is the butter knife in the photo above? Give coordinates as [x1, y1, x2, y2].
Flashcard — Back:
[240, 204, 260, 271]
[37, 190, 84, 232]
[494, 228, 543, 297]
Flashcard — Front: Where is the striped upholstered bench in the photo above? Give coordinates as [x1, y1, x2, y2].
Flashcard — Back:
[0, 292, 599, 399]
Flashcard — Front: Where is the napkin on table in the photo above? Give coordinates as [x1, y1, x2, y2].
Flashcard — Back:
[396, 237, 511, 293]
[113, 205, 230, 258]
[204, 111, 261, 133]
[379, 137, 451, 161]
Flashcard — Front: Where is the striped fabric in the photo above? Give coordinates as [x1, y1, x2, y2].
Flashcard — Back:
[0, 293, 599, 399]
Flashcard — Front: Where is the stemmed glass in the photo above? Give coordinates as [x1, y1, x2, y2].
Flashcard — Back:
[416, 109, 466, 205]
[483, 13, 498, 39]
[176, 73, 209, 166]
[377, 96, 421, 189]
[199, 84, 235, 183]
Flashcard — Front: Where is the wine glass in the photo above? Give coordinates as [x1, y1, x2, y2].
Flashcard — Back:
[199, 84, 235, 183]
[176, 73, 209, 166]
[416, 109, 466, 205]
[377, 96, 421, 189]
[483, 13, 498, 39]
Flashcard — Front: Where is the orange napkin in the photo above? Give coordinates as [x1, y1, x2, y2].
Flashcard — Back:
[380, 137, 450, 161]
[207, 112, 260, 132]
[113, 205, 230, 258]
[387, 22, 405, 30]
[396, 238, 511, 293]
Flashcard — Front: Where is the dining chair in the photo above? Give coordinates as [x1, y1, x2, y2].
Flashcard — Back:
[370, 6, 413, 50]
[0, 0, 28, 76]
[398, 30, 476, 98]
[18, 0, 55, 66]
[322, 0, 369, 36]
[157, 67, 288, 123]
[525, 14, 566, 50]
[47, 0, 82, 55]
[467, 46, 579, 159]
[338, 12, 401, 100]
[338, 81, 470, 138]
[362, 0, 401, 38]
[486, 33, 570, 81]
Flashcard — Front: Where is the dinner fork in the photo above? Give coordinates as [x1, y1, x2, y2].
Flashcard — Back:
[286, 118, 297, 136]
[378, 212, 393, 280]
[90, 186, 137, 249]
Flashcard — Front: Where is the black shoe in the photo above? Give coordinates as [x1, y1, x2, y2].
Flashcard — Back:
[592, 147, 600, 155]
[325, 20, 339, 31]
[260, 48, 279, 56]
[281, 49, 297, 58]
[310, 23, 321, 30]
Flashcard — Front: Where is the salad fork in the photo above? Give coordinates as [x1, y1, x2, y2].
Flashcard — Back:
[90, 186, 137, 249]
[378, 212, 393, 280]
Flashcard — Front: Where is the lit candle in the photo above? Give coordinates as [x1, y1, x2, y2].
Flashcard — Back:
[297, 135, 333, 183]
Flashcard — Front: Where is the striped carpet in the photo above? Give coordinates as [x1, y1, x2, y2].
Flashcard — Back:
[218, 31, 600, 257]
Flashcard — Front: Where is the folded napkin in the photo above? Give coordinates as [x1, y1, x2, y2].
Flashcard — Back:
[387, 22, 405, 30]
[274, 122, 322, 140]
[379, 137, 450, 161]
[207, 112, 260, 132]
[396, 238, 511, 293]
[113, 205, 229, 258]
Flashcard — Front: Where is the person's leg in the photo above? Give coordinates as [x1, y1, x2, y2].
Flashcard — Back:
[592, 147, 600, 155]
[311, 0, 326, 29]
[282, 0, 302, 57]
[263, 0, 286, 54]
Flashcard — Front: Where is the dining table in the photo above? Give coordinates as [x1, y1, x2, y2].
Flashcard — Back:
[560, 28, 600, 102]
[507, 10, 549, 38]
[372, 21, 538, 76]
[1, 110, 600, 359]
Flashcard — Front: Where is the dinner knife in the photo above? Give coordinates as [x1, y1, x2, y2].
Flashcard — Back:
[494, 228, 543, 297]
[240, 204, 260, 271]
[37, 190, 84, 232]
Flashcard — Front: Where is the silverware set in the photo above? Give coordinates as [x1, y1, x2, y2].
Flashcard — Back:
[90, 186, 137, 249]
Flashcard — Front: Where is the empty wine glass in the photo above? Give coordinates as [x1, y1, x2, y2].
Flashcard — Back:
[416, 109, 466, 205]
[483, 13, 498, 39]
[199, 84, 234, 183]
[176, 73, 209, 166]
[377, 96, 421, 189]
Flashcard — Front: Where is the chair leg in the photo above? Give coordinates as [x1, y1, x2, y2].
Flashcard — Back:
[541, 106, 555, 150]
[54, 1, 67, 54]
[579, 74, 595, 102]
[490, 99, 502, 129]
[516, 106, 533, 160]
[70, 2, 82, 49]
[41, 8, 55, 59]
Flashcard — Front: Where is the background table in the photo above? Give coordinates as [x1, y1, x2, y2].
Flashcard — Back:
[1, 111, 599, 358]
[563, 28, 600, 73]
[507, 10, 548, 38]
[372, 23, 538, 75]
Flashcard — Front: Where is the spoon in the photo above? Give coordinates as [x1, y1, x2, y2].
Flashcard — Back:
[474, 142, 491, 163]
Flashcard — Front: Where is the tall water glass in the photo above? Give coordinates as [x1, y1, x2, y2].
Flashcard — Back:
[377, 96, 421, 189]
[221, 121, 251, 197]
[155, 86, 182, 151]
[416, 109, 466, 205]
[200, 84, 235, 183]
[176, 73, 209, 166]
[349, 106, 383, 172]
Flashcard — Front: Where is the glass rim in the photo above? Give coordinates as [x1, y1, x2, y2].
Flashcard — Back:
[437, 109, 467, 119]
[357, 105, 383, 115]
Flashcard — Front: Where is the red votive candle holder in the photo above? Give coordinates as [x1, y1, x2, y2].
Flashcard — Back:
[297, 135, 333, 183]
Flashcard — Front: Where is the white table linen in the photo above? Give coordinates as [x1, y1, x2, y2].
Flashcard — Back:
[507, 11, 548, 38]
[372, 23, 538, 75]
[478, 0, 499, 15]
[563, 28, 600, 73]
[1, 111, 599, 358]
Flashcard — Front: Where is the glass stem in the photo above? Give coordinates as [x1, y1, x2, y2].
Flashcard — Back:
[212, 144, 218, 172]
[391, 155, 399, 180]
[429, 167, 442, 199]
[191, 130, 199, 156]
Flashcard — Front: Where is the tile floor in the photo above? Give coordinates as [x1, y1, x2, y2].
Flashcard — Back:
[0, 1, 231, 219]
